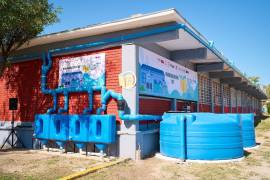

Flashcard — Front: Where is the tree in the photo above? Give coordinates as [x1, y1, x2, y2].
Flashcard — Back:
[0, 0, 60, 74]
[263, 84, 270, 98]
[248, 76, 260, 85]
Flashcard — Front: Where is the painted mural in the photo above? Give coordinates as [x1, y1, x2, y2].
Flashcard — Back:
[139, 47, 198, 101]
[59, 53, 105, 89]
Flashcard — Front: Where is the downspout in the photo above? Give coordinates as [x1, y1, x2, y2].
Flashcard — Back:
[97, 90, 124, 115]
[83, 88, 93, 114]
[41, 52, 52, 93]
[47, 93, 57, 114]
[58, 91, 69, 113]
[42, 52, 57, 113]
[97, 89, 162, 121]
[180, 115, 187, 161]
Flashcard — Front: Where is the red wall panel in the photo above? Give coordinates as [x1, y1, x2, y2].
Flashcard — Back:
[139, 98, 171, 125]
[214, 105, 222, 113]
[224, 106, 230, 113]
[199, 103, 211, 112]
[139, 98, 171, 115]
[237, 106, 242, 113]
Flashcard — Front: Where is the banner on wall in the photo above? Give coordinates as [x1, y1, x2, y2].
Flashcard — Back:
[59, 53, 105, 88]
[139, 47, 198, 101]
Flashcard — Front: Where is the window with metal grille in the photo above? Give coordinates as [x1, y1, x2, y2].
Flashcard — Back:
[230, 88, 237, 107]
[212, 81, 222, 105]
[223, 85, 231, 107]
[199, 75, 211, 105]
[236, 90, 242, 106]
[241, 92, 246, 107]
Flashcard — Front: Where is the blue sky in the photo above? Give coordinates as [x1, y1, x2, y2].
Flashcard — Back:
[45, 0, 270, 85]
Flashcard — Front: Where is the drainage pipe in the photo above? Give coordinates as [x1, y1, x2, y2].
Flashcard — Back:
[58, 91, 69, 113]
[47, 93, 57, 114]
[180, 115, 187, 161]
[83, 88, 93, 114]
[97, 89, 162, 121]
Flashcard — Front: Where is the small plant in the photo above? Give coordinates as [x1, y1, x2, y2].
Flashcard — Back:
[267, 102, 270, 114]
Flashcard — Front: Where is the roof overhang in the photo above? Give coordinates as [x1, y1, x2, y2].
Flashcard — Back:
[14, 9, 267, 100]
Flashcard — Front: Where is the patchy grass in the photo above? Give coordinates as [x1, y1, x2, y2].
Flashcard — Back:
[0, 151, 99, 180]
[256, 117, 270, 132]
[81, 117, 270, 180]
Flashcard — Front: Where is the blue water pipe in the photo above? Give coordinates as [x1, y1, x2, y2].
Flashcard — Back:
[41, 51, 161, 121]
[83, 88, 93, 114]
[47, 93, 57, 114]
[180, 115, 187, 160]
[58, 91, 69, 113]
[96, 90, 162, 121]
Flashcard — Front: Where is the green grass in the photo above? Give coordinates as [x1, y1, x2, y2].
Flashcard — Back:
[256, 117, 270, 132]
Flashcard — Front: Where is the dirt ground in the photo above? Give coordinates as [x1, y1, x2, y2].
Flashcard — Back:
[0, 116, 270, 180]
[0, 150, 102, 180]
[82, 116, 270, 180]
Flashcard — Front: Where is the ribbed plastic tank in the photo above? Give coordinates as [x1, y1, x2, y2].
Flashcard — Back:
[160, 113, 243, 160]
[69, 115, 89, 149]
[160, 113, 186, 159]
[34, 114, 51, 144]
[49, 114, 69, 148]
[240, 113, 256, 148]
[88, 115, 116, 144]
[186, 113, 243, 160]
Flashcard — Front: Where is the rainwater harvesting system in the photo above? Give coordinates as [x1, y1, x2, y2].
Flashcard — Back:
[31, 23, 217, 155]
[31, 22, 259, 158]
[34, 48, 161, 155]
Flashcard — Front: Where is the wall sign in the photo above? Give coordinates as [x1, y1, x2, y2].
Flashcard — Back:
[139, 47, 198, 101]
[119, 71, 136, 89]
[59, 53, 105, 89]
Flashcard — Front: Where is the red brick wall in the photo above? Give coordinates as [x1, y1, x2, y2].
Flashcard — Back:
[0, 60, 52, 122]
[0, 46, 122, 122]
[232, 107, 237, 113]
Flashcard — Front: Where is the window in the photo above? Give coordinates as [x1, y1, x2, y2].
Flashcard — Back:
[199, 75, 211, 105]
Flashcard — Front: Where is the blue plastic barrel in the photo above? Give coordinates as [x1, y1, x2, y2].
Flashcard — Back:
[49, 114, 69, 148]
[160, 113, 186, 159]
[69, 115, 89, 149]
[240, 113, 256, 148]
[160, 113, 243, 160]
[88, 115, 116, 144]
[186, 113, 243, 160]
[34, 114, 51, 144]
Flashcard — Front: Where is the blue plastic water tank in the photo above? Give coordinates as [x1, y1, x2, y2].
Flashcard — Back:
[160, 113, 186, 159]
[34, 114, 51, 144]
[69, 115, 89, 149]
[160, 113, 244, 160]
[186, 113, 243, 160]
[88, 115, 116, 144]
[49, 114, 69, 147]
[240, 113, 256, 148]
